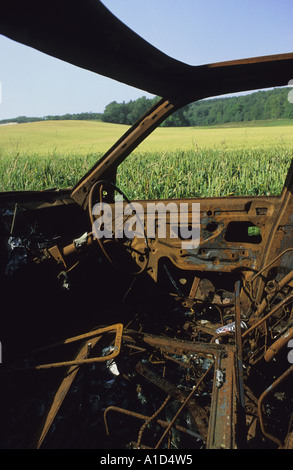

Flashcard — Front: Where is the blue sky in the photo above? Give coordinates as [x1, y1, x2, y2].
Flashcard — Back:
[0, 0, 292, 120]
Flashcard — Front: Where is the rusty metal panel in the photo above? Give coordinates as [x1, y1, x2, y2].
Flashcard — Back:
[206, 348, 237, 449]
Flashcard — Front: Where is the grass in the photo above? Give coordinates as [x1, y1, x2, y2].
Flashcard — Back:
[201, 118, 293, 128]
[0, 152, 99, 191]
[1, 119, 293, 154]
[0, 120, 129, 156]
[0, 120, 293, 197]
[117, 147, 293, 199]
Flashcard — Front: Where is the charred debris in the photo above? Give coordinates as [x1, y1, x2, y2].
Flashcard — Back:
[0, 184, 293, 450]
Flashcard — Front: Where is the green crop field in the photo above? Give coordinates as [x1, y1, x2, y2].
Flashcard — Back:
[0, 119, 292, 198]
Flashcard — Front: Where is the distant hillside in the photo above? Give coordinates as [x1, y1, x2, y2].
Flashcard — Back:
[1, 87, 292, 127]
[179, 87, 293, 127]
[0, 112, 103, 125]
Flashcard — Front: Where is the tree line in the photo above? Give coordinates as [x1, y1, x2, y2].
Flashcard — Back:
[1, 87, 292, 127]
[0, 111, 103, 125]
[180, 87, 293, 127]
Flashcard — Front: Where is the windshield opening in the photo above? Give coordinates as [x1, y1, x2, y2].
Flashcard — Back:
[1, 88, 293, 196]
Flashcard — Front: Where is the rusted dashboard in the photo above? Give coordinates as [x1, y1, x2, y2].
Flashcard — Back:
[122, 195, 280, 282]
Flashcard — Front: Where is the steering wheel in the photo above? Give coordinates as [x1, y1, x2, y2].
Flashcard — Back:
[88, 180, 149, 275]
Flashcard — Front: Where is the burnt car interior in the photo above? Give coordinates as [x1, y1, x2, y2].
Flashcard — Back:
[1, 0, 293, 450]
